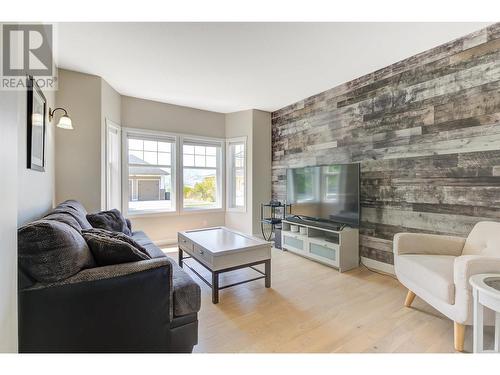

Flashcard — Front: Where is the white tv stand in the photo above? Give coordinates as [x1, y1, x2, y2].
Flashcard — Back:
[281, 219, 359, 272]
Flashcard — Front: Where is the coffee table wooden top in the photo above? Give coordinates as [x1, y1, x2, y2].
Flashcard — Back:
[179, 227, 270, 256]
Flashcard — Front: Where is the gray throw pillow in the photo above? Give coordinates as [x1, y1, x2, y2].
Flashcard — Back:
[86, 209, 132, 236]
[82, 228, 151, 266]
[18, 220, 96, 282]
[54, 200, 93, 230]
[43, 212, 83, 233]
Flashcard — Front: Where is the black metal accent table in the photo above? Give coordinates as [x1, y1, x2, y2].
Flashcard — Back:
[260, 201, 290, 242]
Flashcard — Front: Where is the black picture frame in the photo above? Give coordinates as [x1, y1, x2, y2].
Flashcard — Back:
[26, 76, 46, 172]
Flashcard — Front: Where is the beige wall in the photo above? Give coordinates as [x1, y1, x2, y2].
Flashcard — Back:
[131, 212, 226, 244]
[224, 109, 272, 237]
[55, 69, 121, 212]
[121, 95, 226, 244]
[18, 88, 56, 225]
[121, 95, 225, 138]
[55, 69, 102, 212]
[101, 80, 122, 127]
[251, 110, 272, 236]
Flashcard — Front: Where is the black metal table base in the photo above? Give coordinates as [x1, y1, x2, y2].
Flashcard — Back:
[178, 249, 271, 304]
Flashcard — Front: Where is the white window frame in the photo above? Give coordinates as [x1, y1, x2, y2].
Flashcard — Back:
[226, 137, 247, 212]
[121, 128, 225, 217]
[104, 119, 122, 211]
[180, 136, 225, 213]
[122, 128, 177, 217]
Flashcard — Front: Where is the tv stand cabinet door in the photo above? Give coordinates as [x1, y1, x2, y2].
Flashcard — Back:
[307, 238, 339, 267]
[282, 232, 306, 254]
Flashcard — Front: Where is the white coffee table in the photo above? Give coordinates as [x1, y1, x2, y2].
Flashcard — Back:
[469, 273, 500, 353]
[178, 227, 272, 303]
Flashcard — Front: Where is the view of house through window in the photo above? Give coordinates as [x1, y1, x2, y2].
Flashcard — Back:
[127, 136, 175, 213]
[182, 142, 221, 209]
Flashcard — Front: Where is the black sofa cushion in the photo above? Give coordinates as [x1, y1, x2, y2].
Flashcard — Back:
[131, 231, 168, 259]
[87, 209, 132, 236]
[131, 231, 201, 316]
[82, 229, 151, 266]
[18, 220, 95, 282]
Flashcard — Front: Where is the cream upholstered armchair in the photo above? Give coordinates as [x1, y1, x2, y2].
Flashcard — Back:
[393, 221, 500, 352]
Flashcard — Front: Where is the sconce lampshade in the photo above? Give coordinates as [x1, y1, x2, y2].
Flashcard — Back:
[56, 114, 73, 130]
[49, 107, 74, 130]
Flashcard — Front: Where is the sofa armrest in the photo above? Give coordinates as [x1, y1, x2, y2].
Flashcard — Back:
[454, 255, 500, 292]
[393, 232, 465, 256]
[19, 258, 174, 352]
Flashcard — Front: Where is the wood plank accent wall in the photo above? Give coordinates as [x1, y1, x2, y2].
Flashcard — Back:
[271, 23, 500, 266]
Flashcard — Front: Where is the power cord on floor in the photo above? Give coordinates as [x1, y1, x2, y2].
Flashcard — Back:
[360, 259, 397, 280]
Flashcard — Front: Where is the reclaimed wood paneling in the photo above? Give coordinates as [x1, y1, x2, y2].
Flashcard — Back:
[271, 24, 500, 266]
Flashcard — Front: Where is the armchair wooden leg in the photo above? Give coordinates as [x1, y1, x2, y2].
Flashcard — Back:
[454, 322, 465, 352]
[404, 290, 416, 307]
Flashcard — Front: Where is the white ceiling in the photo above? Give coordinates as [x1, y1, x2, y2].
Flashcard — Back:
[56, 22, 491, 113]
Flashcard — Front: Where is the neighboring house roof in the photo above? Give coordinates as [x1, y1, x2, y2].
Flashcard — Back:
[129, 154, 170, 176]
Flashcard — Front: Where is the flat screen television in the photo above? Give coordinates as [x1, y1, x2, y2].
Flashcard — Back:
[286, 163, 360, 227]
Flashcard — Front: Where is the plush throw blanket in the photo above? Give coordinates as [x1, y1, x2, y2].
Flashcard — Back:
[86, 208, 132, 236]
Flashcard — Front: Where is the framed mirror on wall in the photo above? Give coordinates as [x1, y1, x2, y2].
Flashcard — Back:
[26, 76, 46, 172]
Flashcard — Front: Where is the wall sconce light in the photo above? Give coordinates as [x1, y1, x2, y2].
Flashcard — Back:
[49, 107, 74, 130]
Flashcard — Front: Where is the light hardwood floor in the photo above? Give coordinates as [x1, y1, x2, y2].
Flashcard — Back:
[165, 247, 474, 353]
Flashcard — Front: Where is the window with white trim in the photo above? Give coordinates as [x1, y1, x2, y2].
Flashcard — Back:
[226, 138, 246, 211]
[124, 132, 176, 214]
[182, 139, 222, 210]
[105, 120, 122, 210]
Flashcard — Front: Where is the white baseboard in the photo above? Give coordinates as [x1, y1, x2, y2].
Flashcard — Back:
[360, 256, 395, 275]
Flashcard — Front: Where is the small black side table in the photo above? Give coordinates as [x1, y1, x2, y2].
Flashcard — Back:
[260, 202, 289, 242]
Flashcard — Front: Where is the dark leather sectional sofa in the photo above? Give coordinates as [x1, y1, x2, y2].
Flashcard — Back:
[17, 200, 201, 353]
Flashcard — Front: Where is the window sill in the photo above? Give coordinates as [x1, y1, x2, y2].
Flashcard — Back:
[127, 210, 178, 219]
[127, 208, 225, 218]
[181, 207, 225, 215]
